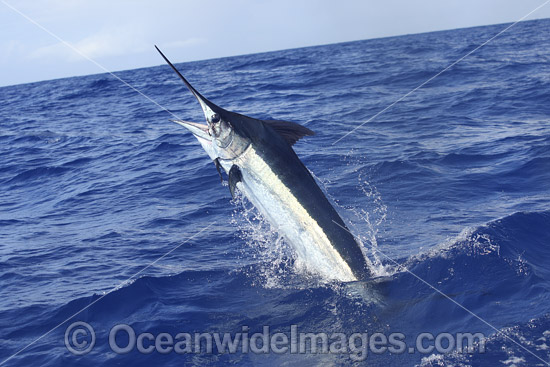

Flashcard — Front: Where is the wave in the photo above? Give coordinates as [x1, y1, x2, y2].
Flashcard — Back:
[6, 166, 71, 184]
[404, 211, 550, 270]
[1, 210, 548, 366]
[419, 313, 550, 366]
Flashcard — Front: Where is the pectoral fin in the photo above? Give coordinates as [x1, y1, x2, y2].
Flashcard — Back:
[214, 158, 223, 183]
[228, 165, 242, 199]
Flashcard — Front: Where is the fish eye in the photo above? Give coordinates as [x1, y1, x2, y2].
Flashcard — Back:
[209, 114, 220, 124]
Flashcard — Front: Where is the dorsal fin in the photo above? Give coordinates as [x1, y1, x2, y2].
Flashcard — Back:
[263, 119, 315, 146]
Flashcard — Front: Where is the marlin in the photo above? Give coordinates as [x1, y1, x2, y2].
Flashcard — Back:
[156, 46, 371, 281]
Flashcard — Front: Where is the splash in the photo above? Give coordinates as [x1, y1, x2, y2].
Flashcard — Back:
[229, 191, 384, 306]
[344, 170, 394, 277]
[229, 158, 395, 287]
[230, 191, 326, 289]
[310, 162, 396, 278]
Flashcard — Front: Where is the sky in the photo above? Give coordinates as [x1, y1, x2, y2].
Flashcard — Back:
[1, 0, 550, 87]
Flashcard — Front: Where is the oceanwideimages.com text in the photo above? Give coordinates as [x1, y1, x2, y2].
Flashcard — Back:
[65, 322, 486, 361]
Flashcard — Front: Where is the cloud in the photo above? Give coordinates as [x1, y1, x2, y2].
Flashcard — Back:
[29, 25, 147, 61]
[29, 23, 206, 64]
[5, 0, 550, 87]
[161, 38, 206, 50]
[74, 28, 149, 59]
[1, 40, 25, 62]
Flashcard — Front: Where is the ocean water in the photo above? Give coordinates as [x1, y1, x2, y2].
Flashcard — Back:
[1, 18, 550, 366]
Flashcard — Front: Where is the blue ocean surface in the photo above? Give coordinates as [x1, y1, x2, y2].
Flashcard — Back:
[1, 18, 550, 366]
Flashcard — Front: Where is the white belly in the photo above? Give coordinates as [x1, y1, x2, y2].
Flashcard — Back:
[229, 146, 356, 282]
